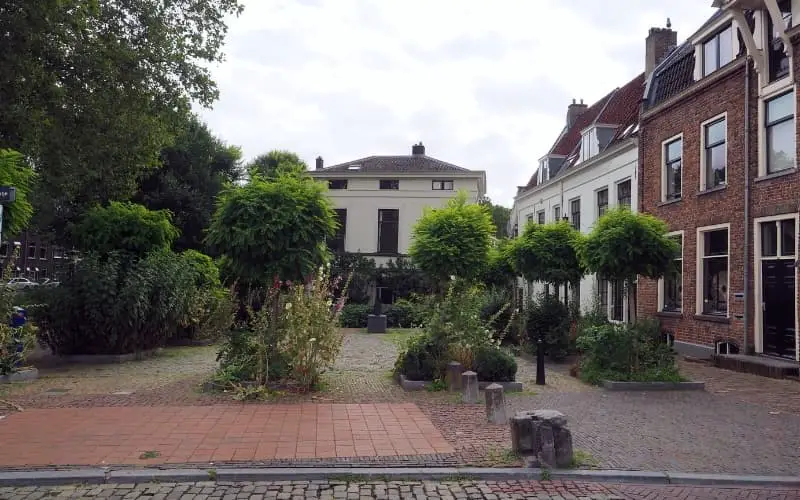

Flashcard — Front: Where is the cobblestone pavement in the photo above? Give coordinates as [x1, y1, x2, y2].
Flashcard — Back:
[2, 480, 799, 499]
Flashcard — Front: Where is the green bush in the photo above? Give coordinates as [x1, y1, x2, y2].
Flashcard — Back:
[473, 346, 517, 382]
[386, 299, 428, 328]
[393, 334, 443, 381]
[480, 288, 518, 344]
[525, 292, 571, 361]
[576, 318, 682, 384]
[216, 328, 290, 382]
[339, 303, 370, 328]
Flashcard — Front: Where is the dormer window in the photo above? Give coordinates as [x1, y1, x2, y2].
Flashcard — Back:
[703, 25, 734, 76]
[579, 127, 599, 162]
[767, 0, 792, 82]
[537, 158, 549, 184]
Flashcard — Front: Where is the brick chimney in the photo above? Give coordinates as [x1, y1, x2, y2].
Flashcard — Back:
[315, 156, 323, 170]
[411, 142, 425, 155]
[646, 21, 677, 77]
[567, 99, 588, 128]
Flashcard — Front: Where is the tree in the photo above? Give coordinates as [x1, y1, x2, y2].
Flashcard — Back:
[72, 202, 179, 258]
[511, 220, 584, 303]
[0, 149, 35, 238]
[246, 150, 308, 179]
[207, 173, 337, 286]
[409, 191, 494, 285]
[0, 0, 243, 235]
[483, 239, 517, 289]
[478, 197, 511, 239]
[134, 115, 242, 252]
[579, 208, 680, 320]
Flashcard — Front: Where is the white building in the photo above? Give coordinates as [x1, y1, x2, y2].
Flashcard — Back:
[511, 74, 645, 321]
[310, 142, 486, 298]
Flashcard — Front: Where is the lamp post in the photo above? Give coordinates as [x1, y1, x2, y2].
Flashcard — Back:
[536, 328, 546, 385]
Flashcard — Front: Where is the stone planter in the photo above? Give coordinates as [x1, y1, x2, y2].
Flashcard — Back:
[0, 368, 39, 383]
[601, 380, 705, 391]
[398, 374, 522, 392]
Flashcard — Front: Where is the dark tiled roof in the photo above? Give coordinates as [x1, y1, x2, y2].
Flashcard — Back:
[320, 155, 471, 173]
[550, 92, 615, 156]
[644, 42, 695, 110]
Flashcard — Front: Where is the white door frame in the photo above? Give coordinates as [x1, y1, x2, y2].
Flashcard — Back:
[753, 213, 800, 361]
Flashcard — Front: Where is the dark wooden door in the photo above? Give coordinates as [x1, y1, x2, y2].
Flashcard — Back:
[762, 259, 796, 359]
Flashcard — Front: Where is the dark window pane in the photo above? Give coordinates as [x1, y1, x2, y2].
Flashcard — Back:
[597, 189, 608, 216]
[766, 92, 793, 124]
[762, 221, 778, 257]
[329, 209, 347, 254]
[781, 219, 796, 256]
[705, 229, 728, 256]
[379, 179, 399, 190]
[537, 211, 545, 224]
[664, 269, 682, 312]
[707, 144, 727, 187]
[611, 279, 624, 321]
[767, 119, 795, 173]
[553, 206, 561, 220]
[328, 179, 348, 189]
[378, 209, 399, 254]
[598, 277, 609, 318]
[667, 159, 682, 199]
[702, 256, 729, 315]
[617, 180, 631, 206]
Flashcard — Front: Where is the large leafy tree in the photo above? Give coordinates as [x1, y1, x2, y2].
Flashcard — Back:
[134, 116, 242, 252]
[0, 0, 243, 235]
[207, 173, 337, 286]
[0, 149, 36, 238]
[409, 191, 494, 285]
[246, 150, 308, 179]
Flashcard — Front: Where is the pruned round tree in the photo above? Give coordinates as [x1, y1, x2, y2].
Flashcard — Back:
[207, 173, 337, 286]
[511, 220, 585, 289]
[409, 192, 494, 285]
[247, 150, 308, 179]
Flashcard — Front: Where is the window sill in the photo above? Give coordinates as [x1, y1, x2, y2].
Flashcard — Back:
[656, 310, 683, 318]
[694, 314, 730, 324]
[657, 197, 682, 207]
[754, 168, 798, 183]
[697, 184, 727, 196]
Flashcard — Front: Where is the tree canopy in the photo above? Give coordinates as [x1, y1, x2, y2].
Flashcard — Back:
[246, 150, 308, 179]
[409, 191, 495, 284]
[206, 173, 337, 285]
[0, 0, 243, 235]
[579, 208, 680, 282]
[511, 220, 584, 286]
[0, 149, 36, 238]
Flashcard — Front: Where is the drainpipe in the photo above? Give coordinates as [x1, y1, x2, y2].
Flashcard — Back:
[743, 56, 751, 355]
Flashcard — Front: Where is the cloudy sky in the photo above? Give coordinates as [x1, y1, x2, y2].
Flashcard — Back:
[199, 0, 717, 207]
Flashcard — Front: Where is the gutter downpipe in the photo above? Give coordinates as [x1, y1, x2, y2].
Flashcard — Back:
[743, 55, 751, 355]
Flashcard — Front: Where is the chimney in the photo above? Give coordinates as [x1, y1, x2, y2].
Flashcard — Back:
[566, 98, 588, 128]
[645, 21, 677, 77]
[411, 142, 425, 156]
[315, 156, 323, 170]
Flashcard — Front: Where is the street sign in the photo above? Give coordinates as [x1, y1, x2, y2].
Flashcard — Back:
[0, 187, 16, 203]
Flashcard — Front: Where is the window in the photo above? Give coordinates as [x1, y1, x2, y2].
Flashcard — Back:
[526, 214, 534, 224]
[27, 243, 36, 259]
[663, 137, 682, 200]
[702, 25, 733, 76]
[703, 117, 727, 189]
[379, 179, 399, 190]
[699, 227, 729, 316]
[537, 211, 545, 225]
[610, 280, 625, 322]
[617, 180, 632, 207]
[767, 0, 792, 82]
[432, 180, 454, 190]
[53, 247, 64, 259]
[580, 128, 598, 162]
[597, 276, 609, 319]
[328, 179, 348, 190]
[39, 245, 47, 260]
[377, 209, 399, 254]
[596, 189, 609, 218]
[761, 218, 796, 257]
[570, 199, 581, 230]
[376, 287, 394, 305]
[662, 234, 683, 312]
[329, 209, 347, 254]
[553, 205, 561, 221]
[765, 91, 795, 174]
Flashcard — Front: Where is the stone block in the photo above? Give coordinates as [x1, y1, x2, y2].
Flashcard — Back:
[446, 362, 464, 392]
[484, 383, 507, 425]
[461, 371, 478, 403]
[366, 315, 387, 334]
[509, 409, 573, 469]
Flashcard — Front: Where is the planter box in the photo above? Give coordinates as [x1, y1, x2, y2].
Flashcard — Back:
[0, 368, 39, 383]
[398, 374, 522, 392]
[601, 380, 705, 391]
[61, 348, 162, 365]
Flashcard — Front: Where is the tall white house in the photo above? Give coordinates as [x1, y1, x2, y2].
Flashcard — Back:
[310, 142, 486, 274]
[511, 74, 645, 321]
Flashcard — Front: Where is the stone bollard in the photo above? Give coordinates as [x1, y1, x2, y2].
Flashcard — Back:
[509, 409, 573, 468]
[461, 371, 479, 403]
[484, 383, 507, 424]
[446, 361, 464, 392]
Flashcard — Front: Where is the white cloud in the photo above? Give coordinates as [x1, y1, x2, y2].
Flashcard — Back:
[199, 0, 718, 206]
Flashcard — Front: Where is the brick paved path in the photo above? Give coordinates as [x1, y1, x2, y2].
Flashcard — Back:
[2, 480, 799, 499]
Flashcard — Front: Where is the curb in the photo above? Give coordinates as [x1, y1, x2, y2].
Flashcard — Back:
[0, 467, 799, 488]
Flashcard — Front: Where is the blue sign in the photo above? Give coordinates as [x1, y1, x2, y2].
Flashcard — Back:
[0, 187, 15, 203]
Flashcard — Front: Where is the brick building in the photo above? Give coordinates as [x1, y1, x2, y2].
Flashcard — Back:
[0, 232, 70, 281]
[638, 1, 799, 362]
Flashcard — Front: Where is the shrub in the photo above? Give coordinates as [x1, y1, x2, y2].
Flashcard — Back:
[339, 303, 370, 328]
[576, 318, 682, 384]
[386, 299, 428, 328]
[473, 346, 517, 382]
[393, 334, 442, 381]
[525, 293, 571, 361]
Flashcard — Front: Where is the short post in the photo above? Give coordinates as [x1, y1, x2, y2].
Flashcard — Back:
[484, 383, 507, 424]
[461, 371, 478, 403]
[446, 361, 464, 392]
[536, 329, 546, 385]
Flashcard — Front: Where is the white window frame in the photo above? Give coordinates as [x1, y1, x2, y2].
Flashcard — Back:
[701, 24, 735, 77]
[753, 213, 799, 360]
[758, 85, 797, 176]
[596, 187, 609, 220]
[661, 133, 683, 202]
[696, 223, 731, 318]
[615, 178, 632, 208]
[658, 230, 685, 313]
[432, 179, 454, 191]
[536, 210, 545, 225]
[579, 127, 599, 163]
[699, 113, 728, 191]
[553, 205, 561, 221]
